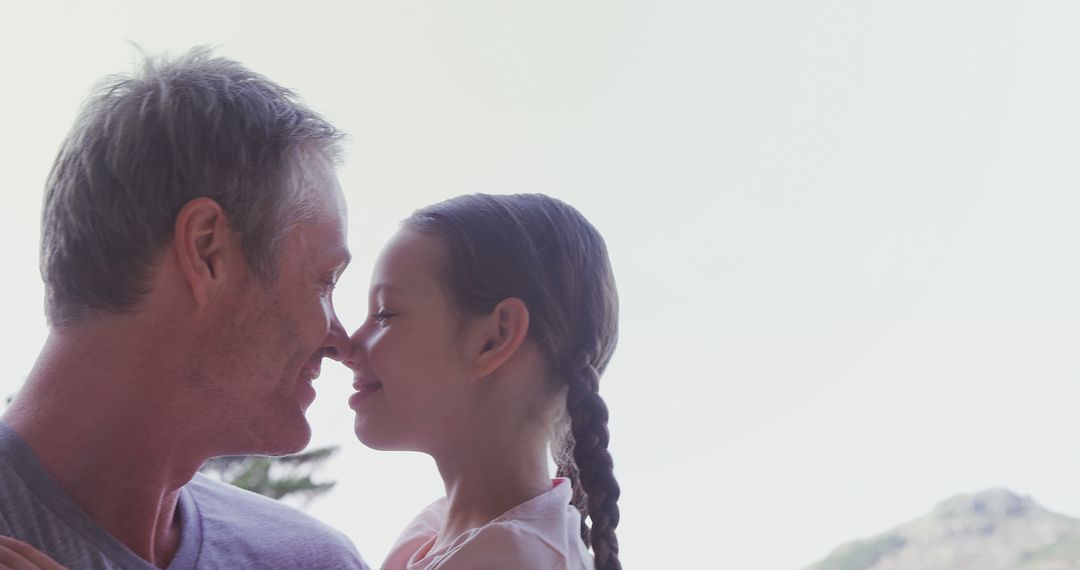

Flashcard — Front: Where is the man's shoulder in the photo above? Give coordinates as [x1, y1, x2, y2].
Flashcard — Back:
[184, 472, 342, 535]
[185, 474, 369, 569]
[185, 473, 311, 518]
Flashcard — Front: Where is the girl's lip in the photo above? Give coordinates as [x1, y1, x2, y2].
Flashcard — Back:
[348, 382, 383, 408]
[352, 376, 380, 390]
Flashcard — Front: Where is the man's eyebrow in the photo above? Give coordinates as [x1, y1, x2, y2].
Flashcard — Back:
[337, 252, 353, 270]
[326, 250, 351, 279]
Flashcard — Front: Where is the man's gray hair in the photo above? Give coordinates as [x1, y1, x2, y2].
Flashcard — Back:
[40, 47, 344, 327]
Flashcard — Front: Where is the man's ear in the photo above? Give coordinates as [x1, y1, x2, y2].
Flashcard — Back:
[470, 297, 531, 379]
[173, 198, 233, 307]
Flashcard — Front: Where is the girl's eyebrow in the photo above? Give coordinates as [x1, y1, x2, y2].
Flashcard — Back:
[372, 283, 406, 296]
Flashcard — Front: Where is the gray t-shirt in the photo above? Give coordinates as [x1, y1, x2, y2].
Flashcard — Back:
[0, 422, 369, 569]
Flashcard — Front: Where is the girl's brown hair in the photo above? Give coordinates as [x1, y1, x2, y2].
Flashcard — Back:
[404, 193, 622, 570]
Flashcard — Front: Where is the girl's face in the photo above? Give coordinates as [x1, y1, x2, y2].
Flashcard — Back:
[345, 229, 477, 452]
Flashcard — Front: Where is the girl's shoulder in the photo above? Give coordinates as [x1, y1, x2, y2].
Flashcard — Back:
[433, 481, 593, 570]
[384, 482, 594, 570]
[434, 521, 592, 570]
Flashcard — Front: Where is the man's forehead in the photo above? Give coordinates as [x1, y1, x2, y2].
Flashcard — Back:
[287, 150, 350, 272]
[295, 155, 348, 238]
[298, 164, 343, 214]
[281, 204, 348, 274]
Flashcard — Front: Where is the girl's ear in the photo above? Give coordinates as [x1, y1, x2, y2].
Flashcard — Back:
[469, 297, 531, 378]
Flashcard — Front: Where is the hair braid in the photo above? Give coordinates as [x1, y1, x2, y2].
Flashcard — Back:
[566, 353, 622, 570]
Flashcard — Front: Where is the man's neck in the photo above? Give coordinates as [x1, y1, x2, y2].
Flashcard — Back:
[4, 327, 203, 567]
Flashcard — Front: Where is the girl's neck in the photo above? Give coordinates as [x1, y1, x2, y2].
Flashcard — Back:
[431, 433, 552, 551]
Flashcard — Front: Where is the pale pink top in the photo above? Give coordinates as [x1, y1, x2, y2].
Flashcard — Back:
[380, 478, 594, 570]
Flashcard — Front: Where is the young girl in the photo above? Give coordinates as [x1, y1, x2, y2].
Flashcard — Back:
[346, 194, 622, 570]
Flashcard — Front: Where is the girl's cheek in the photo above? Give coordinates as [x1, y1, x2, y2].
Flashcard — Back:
[368, 334, 395, 364]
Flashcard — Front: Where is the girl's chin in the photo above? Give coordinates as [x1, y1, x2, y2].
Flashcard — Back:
[352, 413, 444, 454]
[352, 419, 410, 452]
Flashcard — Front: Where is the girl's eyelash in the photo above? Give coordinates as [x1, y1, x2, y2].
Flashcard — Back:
[373, 306, 395, 324]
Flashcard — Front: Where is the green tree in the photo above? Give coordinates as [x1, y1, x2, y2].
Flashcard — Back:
[200, 446, 340, 508]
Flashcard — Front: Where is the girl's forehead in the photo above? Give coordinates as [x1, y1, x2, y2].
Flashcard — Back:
[372, 230, 448, 297]
[380, 229, 444, 266]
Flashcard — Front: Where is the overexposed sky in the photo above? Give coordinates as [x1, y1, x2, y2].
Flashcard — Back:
[3, 1, 1080, 568]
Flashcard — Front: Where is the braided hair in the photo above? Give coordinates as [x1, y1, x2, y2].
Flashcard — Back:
[404, 193, 622, 570]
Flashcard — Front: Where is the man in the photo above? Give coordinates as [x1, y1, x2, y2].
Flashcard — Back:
[0, 48, 369, 569]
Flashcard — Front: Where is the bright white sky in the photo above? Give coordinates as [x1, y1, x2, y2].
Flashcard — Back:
[3, 1, 1080, 568]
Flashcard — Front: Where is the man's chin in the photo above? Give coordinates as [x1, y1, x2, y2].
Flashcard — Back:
[257, 405, 313, 455]
[264, 422, 312, 456]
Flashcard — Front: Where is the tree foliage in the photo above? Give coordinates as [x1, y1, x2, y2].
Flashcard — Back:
[200, 446, 340, 507]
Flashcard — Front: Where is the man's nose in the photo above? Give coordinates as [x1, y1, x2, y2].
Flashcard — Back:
[320, 314, 351, 362]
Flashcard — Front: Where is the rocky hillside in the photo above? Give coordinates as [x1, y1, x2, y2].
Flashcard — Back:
[806, 489, 1080, 570]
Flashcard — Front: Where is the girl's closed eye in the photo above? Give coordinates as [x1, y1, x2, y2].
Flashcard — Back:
[372, 305, 396, 326]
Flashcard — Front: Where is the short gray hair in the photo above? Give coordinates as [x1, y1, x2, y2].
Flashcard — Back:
[40, 47, 344, 326]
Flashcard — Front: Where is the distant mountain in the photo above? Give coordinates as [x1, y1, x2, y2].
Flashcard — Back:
[806, 489, 1080, 570]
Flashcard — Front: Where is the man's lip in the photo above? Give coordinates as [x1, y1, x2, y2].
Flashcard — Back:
[301, 366, 321, 382]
